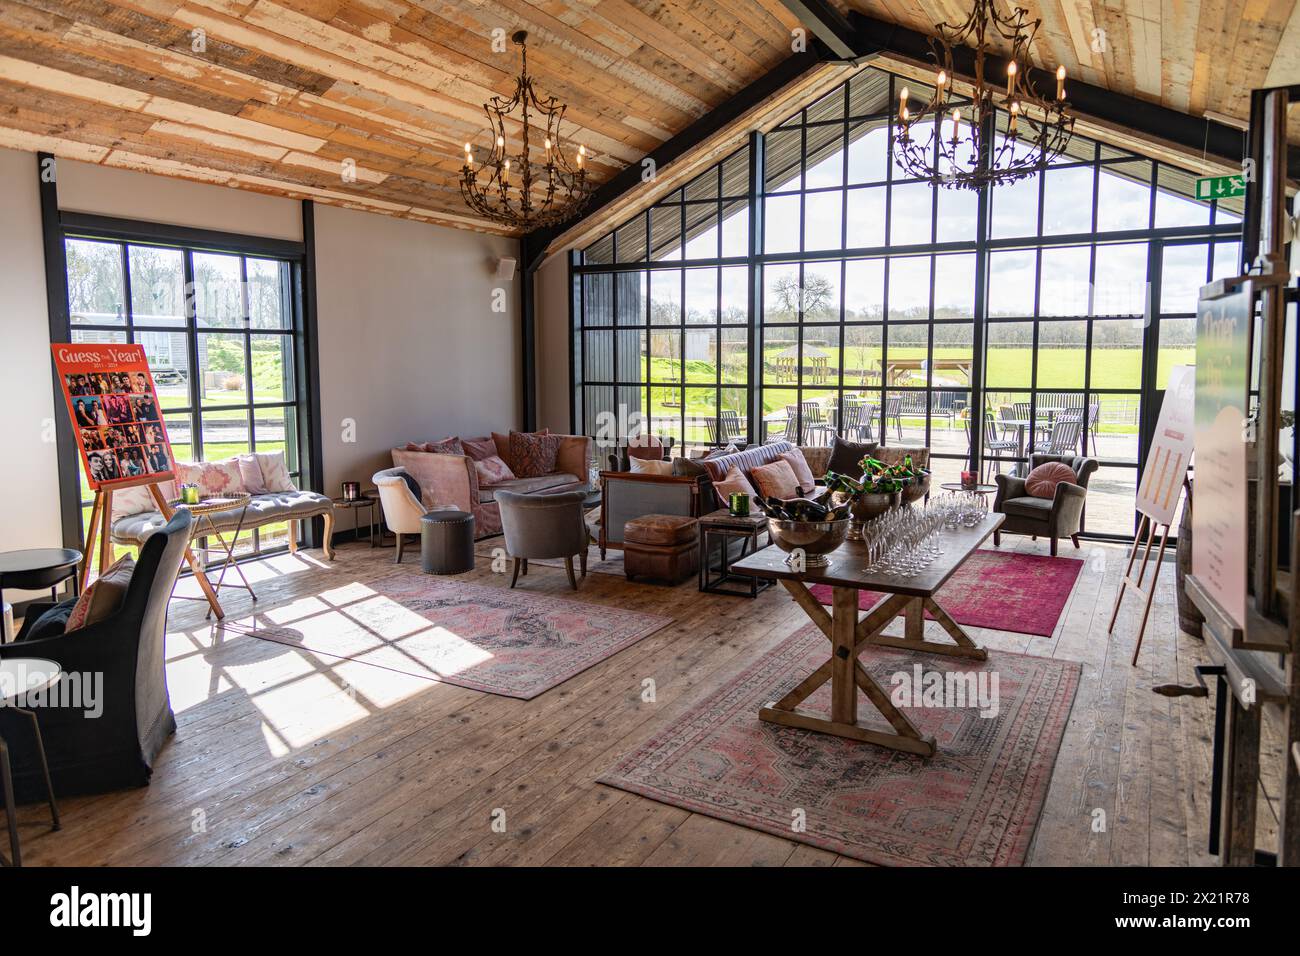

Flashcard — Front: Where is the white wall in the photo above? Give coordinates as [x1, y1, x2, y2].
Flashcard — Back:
[314, 202, 521, 496]
[0, 148, 63, 601]
[57, 161, 301, 241]
[0, 146, 522, 575]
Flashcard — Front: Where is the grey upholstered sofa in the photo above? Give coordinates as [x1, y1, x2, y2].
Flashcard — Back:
[111, 491, 336, 559]
[992, 453, 1099, 556]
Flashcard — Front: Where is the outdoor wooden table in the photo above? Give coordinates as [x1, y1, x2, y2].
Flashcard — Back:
[731, 512, 1004, 758]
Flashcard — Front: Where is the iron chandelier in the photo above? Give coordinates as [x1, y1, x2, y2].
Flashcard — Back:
[460, 30, 592, 229]
[892, 0, 1075, 189]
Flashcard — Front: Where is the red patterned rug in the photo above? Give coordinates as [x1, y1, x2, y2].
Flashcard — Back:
[808, 549, 1083, 637]
[221, 574, 671, 700]
[600, 626, 1080, 866]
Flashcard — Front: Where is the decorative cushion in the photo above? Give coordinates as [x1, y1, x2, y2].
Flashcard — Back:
[629, 457, 673, 476]
[253, 450, 296, 493]
[404, 441, 433, 452]
[626, 435, 664, 461]
[474, 455, 516, 485]
[779, 449, 816, 495]
[175, 458, 244, 498]
[66, 555, 135, 632]
[751, 459, 800, 500]
[1025, 461, 1077, 499]
[428, 436, 464, 456]
[672, 457, 709, 478]
[509, 431, 562, 478]
[624, 514, 698, 546]
[492, 429, 549, 467]
[713, 466, 756, 501]
[110, 479, 176, 520]
[237, 454, 268, 494]
[827, 436, 877, 479]
[20, 598, 78, 641]
[462, 437, 498, 462]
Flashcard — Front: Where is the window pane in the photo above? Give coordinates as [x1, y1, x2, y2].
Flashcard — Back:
[1039, 246, 1091, 316]
[804, 189, 843, 251]
[802, 325, 840, 387]
[583, 272, 612, 326]
[846, 186, 886, 248]
[763, 327, 797, 385]
[128, 246, 185, 327]
[248, 258, 289, 329]
[721, 328, 748, 384]
[1157, 318, 1195, 389]
[933, 253, 975, 319]
[193, 252, 244, 328]
[763, 263, 800, 323]
[254, 404, 298, 472]
[615, 217, 647, 263]
[801, 261, 840, 323]
[1088, 466, 1139, 532]
[198, 332, 248, 406]
[140, 331, 189, 413]
[1042, 166, 1094, 235]
[887, 255, 929, 321]
[720, 266, 747, 324]
[805, 135, 844, 189]
[890, 181, 933, 245]
[650, 270, 681, 324]
[936, 186, 978, 243]
[1160, 243, 1208, 314]
[847, 120, 888, 184]
[1093, 243, 1147, 315]
[649, 330, 682, 383]
[721, 200, 748, 257]
[202, 408, 250, 460]
[683, 204, 719, 259]
[684, 268, 717, 325]
[844, 258, 884, 321]
[616, 330, 646, 384]
[1154, 166, 1211, 228]
[990, 174, 1039, 238]
[1096, 161, 1151, 232]
[986, 322, 1033, 387]
[987, 250, 1036, 317]
[1089, 319, 1145, 389]
[650, 204, 682, 261]
[765, 128, 802, 192]
[764, 194, 801, 253]
[844, 324, 883, 390]
[67, 239, 125, 325]
[163, 413, 193, 464]
[1036, 320, 1087, 388]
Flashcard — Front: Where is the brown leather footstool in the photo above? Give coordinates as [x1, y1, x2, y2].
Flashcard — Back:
[624, 514, 699, 585]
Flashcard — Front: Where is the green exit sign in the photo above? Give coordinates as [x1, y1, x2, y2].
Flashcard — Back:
[1195, 174, 1246, 200]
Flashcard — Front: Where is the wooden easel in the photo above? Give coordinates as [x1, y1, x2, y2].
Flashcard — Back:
[1108, 502, 1175, 666]
[80, 474, 224, 620]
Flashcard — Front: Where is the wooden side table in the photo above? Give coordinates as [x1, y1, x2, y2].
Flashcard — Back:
[0, 657, 62, 867]
[333, 496, 380, 547]
[698, 509, 773, 598]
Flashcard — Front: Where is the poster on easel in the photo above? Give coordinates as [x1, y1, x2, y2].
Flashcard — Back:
[50, 343, 175, 489]
[1135, 364, 1195, 525]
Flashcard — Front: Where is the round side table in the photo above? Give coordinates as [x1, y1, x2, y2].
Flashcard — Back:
[332, 496, 380, 548]
[0, 657, 62, 867]
[0, 549, 82, 644]
[939, 482, 998, 497]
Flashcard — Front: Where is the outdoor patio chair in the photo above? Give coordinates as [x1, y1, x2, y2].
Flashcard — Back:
[980, 417, 1018, 481]
[1033, 416, 1085, 456]
[800, 400, 834, 446]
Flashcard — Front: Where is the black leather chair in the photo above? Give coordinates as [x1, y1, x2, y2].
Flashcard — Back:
[0, 509, 191, 801]
[992, 453, 1098, 556]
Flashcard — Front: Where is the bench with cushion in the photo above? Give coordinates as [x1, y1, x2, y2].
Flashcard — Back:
[109, 450, 335, 559]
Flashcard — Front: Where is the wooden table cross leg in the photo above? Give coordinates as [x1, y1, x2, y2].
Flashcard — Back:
[758, 582, 939, 757]
[147, 484, 224, 621]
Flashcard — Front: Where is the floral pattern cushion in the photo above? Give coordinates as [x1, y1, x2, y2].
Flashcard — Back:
[509, 431, 562, 478]
[493, 429, 549, 468]
[474, 455, 516, 485]
[175, 458, 244, 498]
[428, 436, 464, 456]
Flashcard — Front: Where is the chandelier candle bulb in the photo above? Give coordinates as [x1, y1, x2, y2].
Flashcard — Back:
[1005, 60, 1016, 96]
[1056, 65, 1066, 100]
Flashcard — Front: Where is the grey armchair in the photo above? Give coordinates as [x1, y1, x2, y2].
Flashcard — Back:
[992, 453, 1099, 556]
[496, 490, 590, 590]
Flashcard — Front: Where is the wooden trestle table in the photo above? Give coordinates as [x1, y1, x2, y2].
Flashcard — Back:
[730, 513, 1004, 758]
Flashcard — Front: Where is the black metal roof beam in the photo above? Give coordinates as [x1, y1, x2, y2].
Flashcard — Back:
[778, 0, 860, 61]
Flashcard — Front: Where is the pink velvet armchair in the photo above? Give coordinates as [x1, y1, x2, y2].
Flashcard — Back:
[392, 434, 592, 540]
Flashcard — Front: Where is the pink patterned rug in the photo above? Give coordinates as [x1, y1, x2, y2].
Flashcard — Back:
[808, 549, 1083, 637]
[222, 574, 671, 700]
[600, 626, 1080, 866]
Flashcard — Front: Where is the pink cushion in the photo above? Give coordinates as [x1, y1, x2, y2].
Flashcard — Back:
[428, 436, 463, 456]
[237, 455, 268, 494]
[1025, 462, 1077, 499]
[714, 466, 756, 501]
[779, 449, 815, 494]
[474, 455, 516, 485]
[751, 459, 800, 500]
[509, 431, 562, 478]
[462, 437, 497, 461]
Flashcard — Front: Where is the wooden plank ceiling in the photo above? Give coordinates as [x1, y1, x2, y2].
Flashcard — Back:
[0, 1, 1294, 236]
[842, 0, 1300, 124]
[0, 0, 804, 234]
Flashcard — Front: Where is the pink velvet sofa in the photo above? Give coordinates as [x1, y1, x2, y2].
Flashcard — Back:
[391, 434, 592, 539]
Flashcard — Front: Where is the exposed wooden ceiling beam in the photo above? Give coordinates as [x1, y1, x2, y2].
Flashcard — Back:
[777, 0, 860, 61]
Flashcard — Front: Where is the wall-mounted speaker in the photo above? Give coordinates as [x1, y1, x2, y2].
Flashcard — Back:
[494, 257, 517, 282]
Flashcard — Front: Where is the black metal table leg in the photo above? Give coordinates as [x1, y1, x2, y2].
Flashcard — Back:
[19, 708, 59, 831]
[0, 735, 19, 867]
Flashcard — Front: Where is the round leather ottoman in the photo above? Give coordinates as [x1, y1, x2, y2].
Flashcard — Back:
[420, 510, 475, 574]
